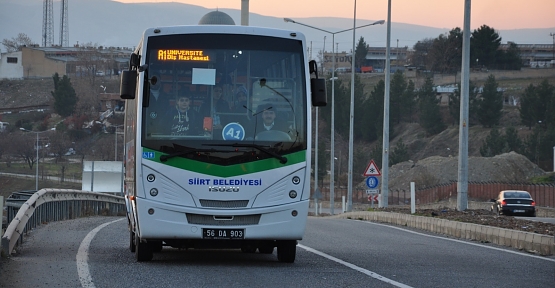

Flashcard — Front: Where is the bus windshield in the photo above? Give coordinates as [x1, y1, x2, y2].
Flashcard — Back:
[141, 34, 307, 164]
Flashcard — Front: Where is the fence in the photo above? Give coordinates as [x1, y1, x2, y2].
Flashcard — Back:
[415, 182, 555, 207]
[1, 189, 126, 257]
[313, 182, 555, 208]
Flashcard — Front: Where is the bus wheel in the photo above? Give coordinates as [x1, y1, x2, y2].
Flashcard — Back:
[135, 235, 153, 262]
[277, 240, 297, 263]
[150, 241, 163, 253]
[129, 230, 136, 253]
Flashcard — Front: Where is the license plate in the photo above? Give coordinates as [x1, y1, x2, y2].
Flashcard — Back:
[513, 210, 525, 213]
[202, 228, 244, 239]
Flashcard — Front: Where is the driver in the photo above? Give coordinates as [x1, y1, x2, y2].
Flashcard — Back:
[253, 103, 290, 135]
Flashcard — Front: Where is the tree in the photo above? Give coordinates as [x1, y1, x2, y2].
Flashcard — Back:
[428, 28, 463, 73]
[477, 75, 503, 128]
[316, 136, 328, 188]
[480, 127, 507, 157]
[51, 73, 78, 117]
[448, 81, 479, 125]
[418, 78, 445, 135]
[411, 38, 434, 69]
[504, 127, 523, 154]
[352, 74, 374, 142]
[498, 42, 522, 70]
[518, 80, 555, 130]
[354, 36, 368, 70]
[390, 139, 409, 166]
[365, 79, 387, 142]
[401, 80, 417, 123]
[390, 71, 407, 124]
[519, 84, 537, 129]
[470, 25, 502, 69]
[1, 33, 35, 52]
[368, 140, 383, 170]
[47, 131, 73, 163]
[535, 80, 555, 128]
[321, 74, 350, 140]
[11, 133, 38, 170]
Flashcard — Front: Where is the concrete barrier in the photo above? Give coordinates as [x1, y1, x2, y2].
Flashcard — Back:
[330, 211, 554, 256]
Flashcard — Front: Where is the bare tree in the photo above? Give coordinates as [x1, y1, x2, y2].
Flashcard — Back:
[2, 33, 36, 52]
[11, 133, 38, 170]
[96, 136, 115, 161]
[0, 133, 15, 167]
[48, 131, 72, 163]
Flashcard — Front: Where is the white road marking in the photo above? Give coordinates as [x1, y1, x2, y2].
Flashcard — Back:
[357, 219, 555, 262]
[77, 218, 125, 288]
[298, 244, 413, 288]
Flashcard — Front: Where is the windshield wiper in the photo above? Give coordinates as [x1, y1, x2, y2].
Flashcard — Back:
[206, 143, 288, 164]
[160, 148, 229, 162]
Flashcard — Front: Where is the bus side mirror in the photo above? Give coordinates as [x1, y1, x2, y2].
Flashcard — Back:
[120, 70, 137, 99]
[311, 78, 326, 107]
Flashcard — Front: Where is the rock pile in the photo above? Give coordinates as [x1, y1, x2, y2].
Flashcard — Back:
[384, 152, 547, 192]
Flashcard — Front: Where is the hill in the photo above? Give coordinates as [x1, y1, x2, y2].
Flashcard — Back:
[2, 0, 554, 52]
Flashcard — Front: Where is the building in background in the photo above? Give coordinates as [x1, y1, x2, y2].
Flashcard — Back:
[0, 45, 133, 79]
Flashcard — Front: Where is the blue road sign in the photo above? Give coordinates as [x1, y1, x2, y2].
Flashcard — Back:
[366, 176, 379, 189]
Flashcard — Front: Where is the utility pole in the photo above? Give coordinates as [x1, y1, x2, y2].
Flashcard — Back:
[457, 0, 472, 211]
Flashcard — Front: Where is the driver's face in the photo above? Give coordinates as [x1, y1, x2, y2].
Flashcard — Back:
[262, 110, 275, 125]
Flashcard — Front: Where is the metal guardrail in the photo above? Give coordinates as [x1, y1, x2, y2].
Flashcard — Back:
[1, 188, 126, 257]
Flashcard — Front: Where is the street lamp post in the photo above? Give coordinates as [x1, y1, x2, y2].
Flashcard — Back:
[284, 16, 384, 214]
[20, 127, 56, 191]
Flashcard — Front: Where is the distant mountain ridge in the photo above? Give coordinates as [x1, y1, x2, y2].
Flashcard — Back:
[1, 0, 553, 53]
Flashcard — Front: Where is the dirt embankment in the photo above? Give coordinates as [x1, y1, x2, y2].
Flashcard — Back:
[385, 152, 546, 192]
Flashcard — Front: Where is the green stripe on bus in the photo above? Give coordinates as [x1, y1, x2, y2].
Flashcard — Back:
[142, 148, 306, 177]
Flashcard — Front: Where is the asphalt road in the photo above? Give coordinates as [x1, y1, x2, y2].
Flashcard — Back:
[1, 216, 554, 288]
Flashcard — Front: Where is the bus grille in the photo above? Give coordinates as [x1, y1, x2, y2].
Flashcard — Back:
[199, 199, 249, 208]
[186, 214, 261, 226]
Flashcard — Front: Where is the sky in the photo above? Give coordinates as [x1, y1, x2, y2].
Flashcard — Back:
[115, 0, 555, 30]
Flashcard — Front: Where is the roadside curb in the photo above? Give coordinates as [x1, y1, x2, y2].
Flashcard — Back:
[329, 211, 555, 256]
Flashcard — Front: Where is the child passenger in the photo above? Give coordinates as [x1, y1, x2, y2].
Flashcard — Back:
[163, 93, 202, 136]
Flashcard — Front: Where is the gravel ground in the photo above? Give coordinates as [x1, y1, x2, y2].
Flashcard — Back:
[311, 206, 555, 237]
[375, 206, 555, 236]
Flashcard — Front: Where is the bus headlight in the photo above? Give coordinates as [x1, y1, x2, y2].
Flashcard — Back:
[147, 174, 155, 182]
[292, 176, 300, 185]
[150, 188, 158, 196]
[289, 190, 297, 198]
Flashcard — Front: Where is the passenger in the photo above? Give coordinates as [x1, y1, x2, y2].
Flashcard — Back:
[200, 84, 232, 129]
[162, 92, 202, 136]
[231, 86, 249, 113]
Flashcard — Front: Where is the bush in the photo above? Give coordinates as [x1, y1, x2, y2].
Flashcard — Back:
[529, 173, 555, 184]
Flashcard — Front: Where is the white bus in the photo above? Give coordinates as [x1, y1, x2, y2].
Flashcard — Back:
[120, 25, 326, 262]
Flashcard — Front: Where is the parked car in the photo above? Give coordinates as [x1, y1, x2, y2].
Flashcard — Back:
[64, 148, 76, 156]
[490, 190, 536, 217]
